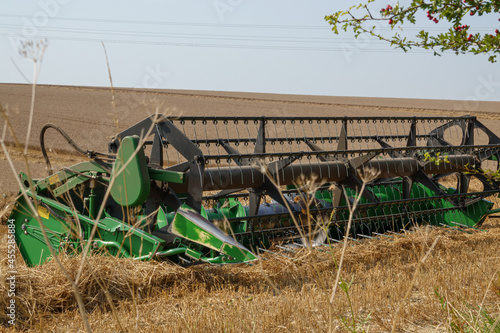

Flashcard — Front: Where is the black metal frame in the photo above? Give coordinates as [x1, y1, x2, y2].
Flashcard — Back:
[107, 114, 500, 224]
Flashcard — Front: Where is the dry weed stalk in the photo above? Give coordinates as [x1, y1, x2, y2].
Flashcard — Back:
[101, 42, 119, 134]
[2, 39, 93, 333]
[74, 111, 160, 284]
[18, 39, 47, 156]
[390, 230, 441, 333]
[2, 116, 93, 332]
[329, 167, 379, 306]
[254, 159, 307, 245]
[1, 40, 163, 333]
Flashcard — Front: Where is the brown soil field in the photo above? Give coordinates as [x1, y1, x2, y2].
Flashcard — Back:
[1, 83, 500, 193]
[1, 84, 499, 332]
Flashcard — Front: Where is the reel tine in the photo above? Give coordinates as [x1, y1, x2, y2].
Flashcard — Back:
[357, 233, 373, 239]
[372, 232, 393, 238]
[258, 248, 293, 259]
[276, 245, 297, 253]
[328, 237, 342, 244]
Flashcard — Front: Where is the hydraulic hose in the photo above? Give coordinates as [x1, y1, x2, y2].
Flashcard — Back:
[40, 123, 113, 175]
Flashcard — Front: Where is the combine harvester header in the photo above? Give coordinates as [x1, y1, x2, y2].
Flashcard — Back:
[9, 114, 500, 266]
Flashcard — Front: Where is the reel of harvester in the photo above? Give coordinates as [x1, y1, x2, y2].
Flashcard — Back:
[9, 114, 500, 266]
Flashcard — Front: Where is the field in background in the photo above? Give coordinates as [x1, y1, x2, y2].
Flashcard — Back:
[1, 84, 499, 332]
[2, 83, 500, 194]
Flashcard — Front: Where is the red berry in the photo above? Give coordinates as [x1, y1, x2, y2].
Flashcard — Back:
[433, 18, 438, 23]
[496, 29, 499, 34]
[467, 34, 472, 41]
[389, 19, 393, 24]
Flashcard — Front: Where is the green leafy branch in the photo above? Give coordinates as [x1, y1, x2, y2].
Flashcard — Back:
[423, 152, 500, 183]
[325, 0, 500, 62]
[424, 151, 450, 165]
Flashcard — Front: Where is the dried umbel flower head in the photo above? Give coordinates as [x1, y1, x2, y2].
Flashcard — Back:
[358, 166, 381, 183]
[296, 173, 321, 195]
[18, 39, 48, 63]
[252, 158, 268, 174]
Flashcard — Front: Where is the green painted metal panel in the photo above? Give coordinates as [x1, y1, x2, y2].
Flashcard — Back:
[9, 189, 166, 266]
[9, 196, 76, 266]
[148, 169, 185, 184]
[110, 136, 150, 207]
[34, 161, 111, 192]
[169, 205, 257, 262]
[52, 174, 90, 197]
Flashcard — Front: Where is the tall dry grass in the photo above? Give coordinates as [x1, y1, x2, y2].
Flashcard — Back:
[1, 40, 164, 332]
[1, 193, 499, 332]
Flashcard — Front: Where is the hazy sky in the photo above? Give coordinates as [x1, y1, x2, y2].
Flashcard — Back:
[1, 0, 500, 102]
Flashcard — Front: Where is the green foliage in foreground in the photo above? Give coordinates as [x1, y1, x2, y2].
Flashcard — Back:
[435, 289, 500, 332]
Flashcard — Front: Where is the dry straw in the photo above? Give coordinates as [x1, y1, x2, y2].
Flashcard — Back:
[1, 213, 499, 331]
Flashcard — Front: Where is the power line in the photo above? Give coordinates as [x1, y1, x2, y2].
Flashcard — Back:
[5, 23, 497, 49]
[1, 13, 496, 32]
[3, 14, 484, 54]
[0, 23, 387, 44]
[0, 14, 331, 30]
[0, 32, 433, 53]
[1, 22, 497, 45]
